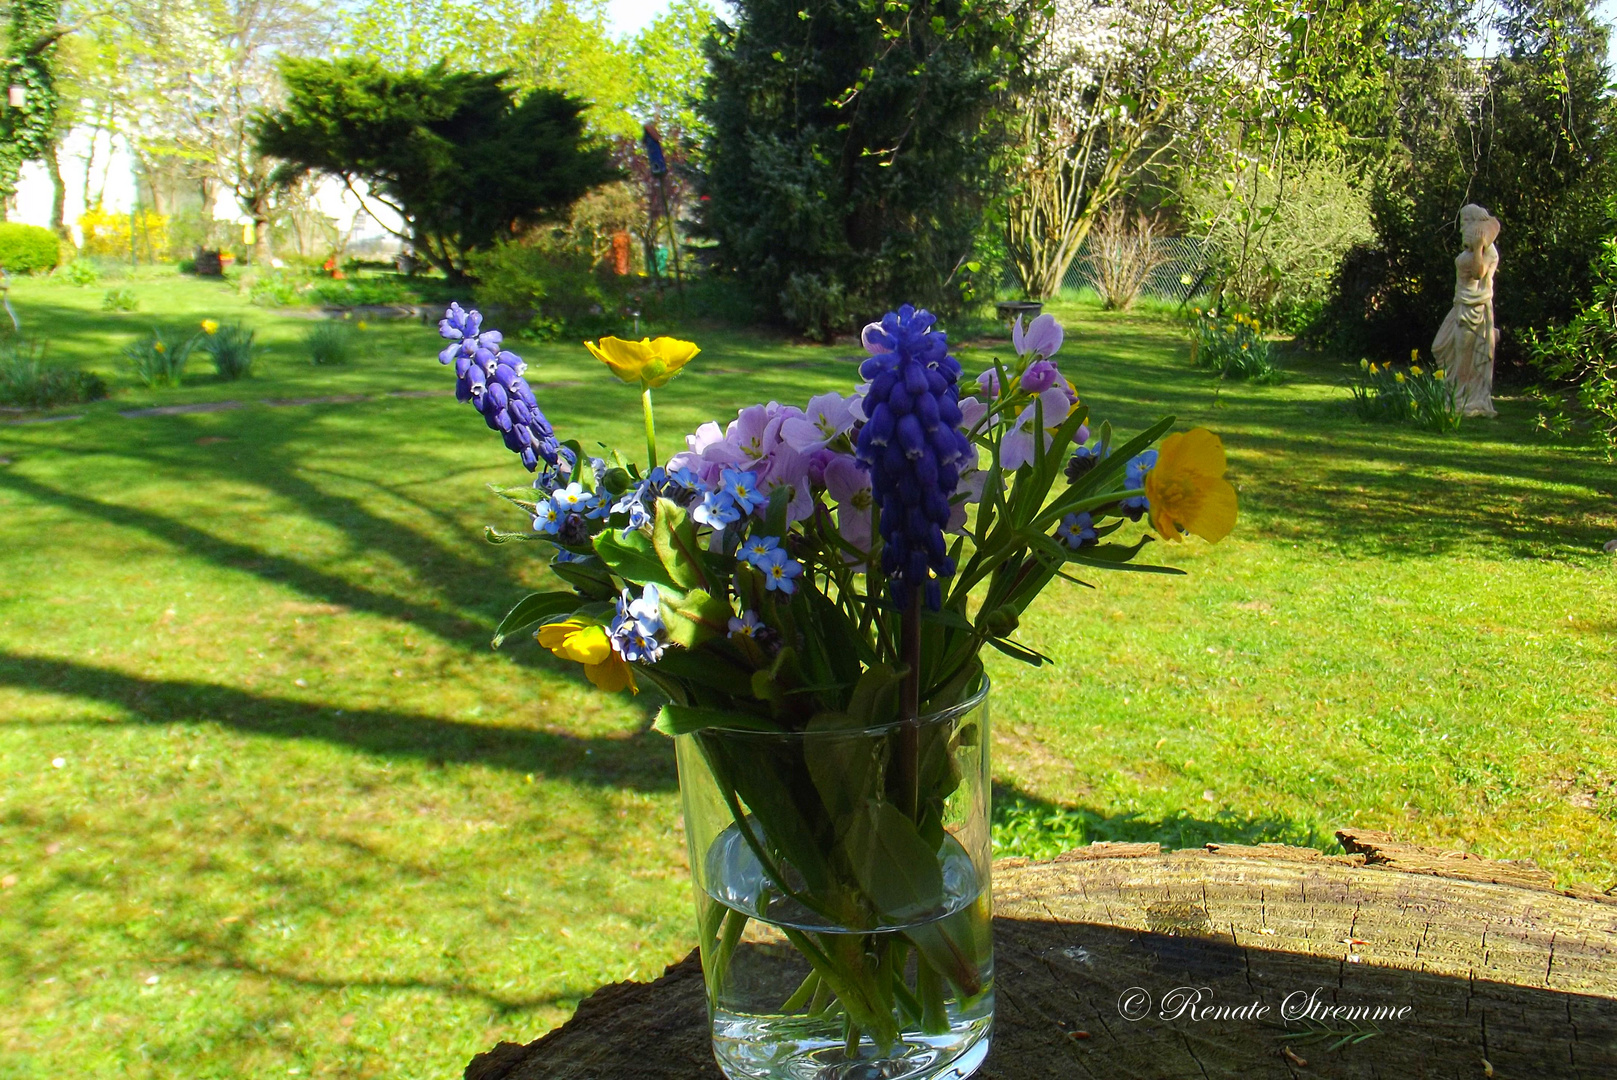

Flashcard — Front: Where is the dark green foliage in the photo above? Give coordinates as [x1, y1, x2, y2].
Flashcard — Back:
[1524, 235, 1617, 456]
[467, 239, 614, 339]
[0, 337, 104, 407]
[1318, 0, 1617, 372]
[0, 223, 59, 273]
[257, 59, 618, 279]
[698, 0, 1021, 335]
[0, 0, 61, 207]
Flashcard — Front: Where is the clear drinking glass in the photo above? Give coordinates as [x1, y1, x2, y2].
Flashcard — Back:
[675, 678, 992, 1080]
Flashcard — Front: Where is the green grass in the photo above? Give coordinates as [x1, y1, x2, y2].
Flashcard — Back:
[2, 269, 1615, 1077]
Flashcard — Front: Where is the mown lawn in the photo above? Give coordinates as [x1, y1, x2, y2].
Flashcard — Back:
[1, 269, 1614, 1078]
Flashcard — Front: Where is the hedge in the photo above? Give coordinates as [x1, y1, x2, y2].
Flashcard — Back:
[0, 223, 61, 274]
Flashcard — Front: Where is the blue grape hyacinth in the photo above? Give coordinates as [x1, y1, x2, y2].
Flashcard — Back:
[439, 304, 560, 470]
[855, 305, 971, 609]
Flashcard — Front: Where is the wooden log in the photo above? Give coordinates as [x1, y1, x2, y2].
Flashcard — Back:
[468, 837, 1617, 1080]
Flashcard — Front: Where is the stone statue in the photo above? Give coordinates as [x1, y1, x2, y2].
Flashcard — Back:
[1431, 204, 1501, 418]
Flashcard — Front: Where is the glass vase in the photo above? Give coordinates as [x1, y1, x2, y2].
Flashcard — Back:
[675, 678, 993, 1080]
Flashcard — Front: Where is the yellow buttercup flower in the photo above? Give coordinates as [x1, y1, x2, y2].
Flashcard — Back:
[537, 617, 637, 694]
[584, 335, 700, 388]
[1143, 428, 1238, 544]
[201, 319, 219, 335]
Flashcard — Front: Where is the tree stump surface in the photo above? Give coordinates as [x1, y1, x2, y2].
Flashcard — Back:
[467, 830, 1617, 1080]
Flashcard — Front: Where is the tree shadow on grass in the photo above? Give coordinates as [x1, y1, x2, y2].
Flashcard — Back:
[990, 784, 1340, 859]
[0, 651, 677, 791]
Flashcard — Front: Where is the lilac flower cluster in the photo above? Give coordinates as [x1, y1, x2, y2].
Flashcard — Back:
[854, 305, 972, 609]
[439, 304, 559, 471]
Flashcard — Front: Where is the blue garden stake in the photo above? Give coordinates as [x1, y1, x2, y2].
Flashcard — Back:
[641, 123, 682, 292]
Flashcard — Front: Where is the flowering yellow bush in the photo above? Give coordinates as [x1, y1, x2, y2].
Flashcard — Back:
[78, 203, 172, 262]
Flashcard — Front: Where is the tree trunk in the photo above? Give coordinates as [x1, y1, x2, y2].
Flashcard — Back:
[45, 138, 68, 242]
[467, 832, 1617, 1080]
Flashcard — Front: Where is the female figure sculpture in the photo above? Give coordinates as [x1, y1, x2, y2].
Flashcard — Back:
[1432, 204, 1501, 418]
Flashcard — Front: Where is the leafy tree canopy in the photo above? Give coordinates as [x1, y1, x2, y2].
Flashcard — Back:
[699, 0, 1025, 335]
[1318, 0, 1617, 370]
[335, 0, 713, 137]
[256, 57, 618, 277]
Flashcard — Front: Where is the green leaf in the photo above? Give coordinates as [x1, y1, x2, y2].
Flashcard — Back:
[846, 663, 903, 726]
[805, 713, 885, 835]
[550, 558, 616, 600]
[652, 498, 707, 591]
[594, 527, 678, 589]
[845, 800, 946, 922]
[483, 527, 546, 545]
[653, 704, 778, 737]
[986, 635, 1051, 666]
[491, 591, 581, 648]
[659, 587, 733, 648]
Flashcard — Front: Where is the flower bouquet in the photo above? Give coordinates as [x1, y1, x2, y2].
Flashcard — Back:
[436, 303, 1236, 1080]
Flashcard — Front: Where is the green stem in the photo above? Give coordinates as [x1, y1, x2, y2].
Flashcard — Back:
[917, 954, 949, 1034]
[711, 907, 748, 996]
[898, 588, 921, 821]
[808, 977, 833, 1016]
[641, 384, 658, 469]
[781, 970, 821, 1013]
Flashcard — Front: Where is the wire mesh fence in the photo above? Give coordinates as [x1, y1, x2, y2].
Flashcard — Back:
[1059, 235, 1211, 305]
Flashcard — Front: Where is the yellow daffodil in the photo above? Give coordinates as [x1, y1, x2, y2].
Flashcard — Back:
[1368, 362, 1378, 375]
[1435, 368, 1446, 379]
[1409, 348, 1419, 363]
[584, 335, 700, 388]
[1143, 428, 1238, 544]
[1394, 371, 1405, 384]
[537, 617, 637, 694]
[153, 341, 166, 353]
[201, 319, 219, 335]
[1411, 364, 1423, 376]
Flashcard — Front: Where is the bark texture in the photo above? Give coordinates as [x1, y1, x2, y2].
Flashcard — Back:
[468, 834, 1617, 1080]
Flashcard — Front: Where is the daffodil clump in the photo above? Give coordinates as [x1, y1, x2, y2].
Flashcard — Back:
[1187, 307, 1279, 382]
[1349, 351, 1462, 433]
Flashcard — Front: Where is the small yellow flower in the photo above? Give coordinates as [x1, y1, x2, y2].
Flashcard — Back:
[1411, 365, 1423, 376]
[1410, 348, 1419, 363]
[537, 617, 637, 694]
[1394, 372, 1405, 384]
[201, 319, 219, 335]
[1368, 362, 1378, 375]
[1359, 358, 1369, 369]
[356, 320, 369, 331]
[1434, 368, 1446, 380]
[153, 341, 166, 353]
[584, 335, 700, 388]
[1143, 428, 1238, 544]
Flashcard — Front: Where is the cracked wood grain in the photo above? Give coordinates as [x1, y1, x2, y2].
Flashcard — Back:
[468, 841, 1617, 1080]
